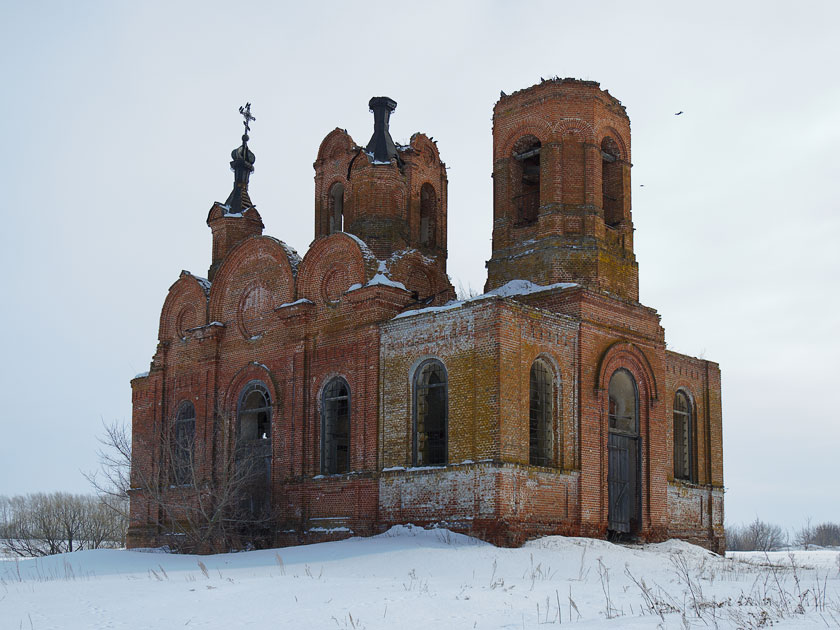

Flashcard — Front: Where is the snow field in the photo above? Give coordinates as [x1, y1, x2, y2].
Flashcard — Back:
[2, 525, 839, 629]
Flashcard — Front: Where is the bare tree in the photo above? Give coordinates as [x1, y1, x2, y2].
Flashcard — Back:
[1, 493, 125, 557]
[83, 420, 132, 520]
[813, 522, 840, 548]
[90, 416, 277, 553]
[726, 517, 788, 551]
[795, 517, 815, 550]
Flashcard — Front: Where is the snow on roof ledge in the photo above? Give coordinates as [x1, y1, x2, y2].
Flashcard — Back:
[393, 279, 576, 320]
[483, 279, 577, 298]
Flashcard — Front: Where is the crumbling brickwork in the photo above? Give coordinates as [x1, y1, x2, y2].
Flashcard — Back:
[128, 79, 724, 555]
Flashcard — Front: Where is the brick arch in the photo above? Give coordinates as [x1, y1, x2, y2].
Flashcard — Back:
[595, 341, 658, 403]
[158, 271, 210, 342]
[597, 125, 629, 162]
[221, 362, 281, 449]
[548, 117, 596, 144]
[316, 128, 356, 162]
[497, 122, 550, 160]
[222, 362, 281, 421]
[296, 232, 377, 304]
[595, 341, 659, 534]
[208, 236, 298, 326]
[314, 371, 354, 414]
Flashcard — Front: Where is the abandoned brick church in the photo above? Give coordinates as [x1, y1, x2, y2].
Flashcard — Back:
[128, 79, 725, 554]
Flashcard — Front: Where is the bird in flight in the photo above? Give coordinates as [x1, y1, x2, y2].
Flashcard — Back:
[675, 111, 684, 116]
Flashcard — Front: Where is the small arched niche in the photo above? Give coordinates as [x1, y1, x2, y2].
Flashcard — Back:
[511, 135, 541, 226]
[329, 182, 345, 234]
[419, 183, 437, 247]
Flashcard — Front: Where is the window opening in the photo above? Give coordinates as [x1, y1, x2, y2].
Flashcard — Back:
[419, 183, 437, 247]
[329, 182, 345, 234]
[673, 390, 693, 481]
[512, 136, 541, 226]
[529, 360, 554, 466]
[236, 382, 272, 520]
[414, 361, 447, 466]
[601, 137, 623, 227]
[322, 378, 350, 474]
[608, 369, 638, 434]
[173, 401, 195, 485]
[239, 384, 271, 441]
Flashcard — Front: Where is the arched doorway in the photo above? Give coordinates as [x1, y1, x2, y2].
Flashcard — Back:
[607, 369, 640, 537]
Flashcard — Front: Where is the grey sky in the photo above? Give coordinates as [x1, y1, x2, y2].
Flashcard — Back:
[1, 1, 837, 531]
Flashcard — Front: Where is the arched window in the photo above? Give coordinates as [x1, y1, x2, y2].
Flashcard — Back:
[236, 381, 272, 518]
[238, 382, 271, 442]
[322, 377, 350, 474]
[420, 183, 437, 247]
[414, 360, 447, 466]
[601, 137, 623, 227]
[512, 135, 541, 226]
[173, 401, 195, 485]
[608, 369, 638, 434]
[329, 182, 345, 234]
[673, 390, 693, 481]
[529, 359, 554, 466]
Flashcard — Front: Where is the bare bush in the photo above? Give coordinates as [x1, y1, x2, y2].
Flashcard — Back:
[726, 518, 788, 551]
[90, 418, 277, 553]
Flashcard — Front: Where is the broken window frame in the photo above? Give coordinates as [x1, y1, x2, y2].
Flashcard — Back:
[673, 390, 694, 482]
[413, 359, 448, 466]
[529, 359, 554, 467]
[237, 381, 272, 444]
[173, 400, 196, 486]
[321, 377, 350, 475]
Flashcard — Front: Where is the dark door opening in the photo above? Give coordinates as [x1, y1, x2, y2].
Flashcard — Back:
[607, 369, 641, 539]
[608, 433, 639, 536]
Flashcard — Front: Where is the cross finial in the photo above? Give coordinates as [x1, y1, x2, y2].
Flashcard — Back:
[239, 102, 255, 137]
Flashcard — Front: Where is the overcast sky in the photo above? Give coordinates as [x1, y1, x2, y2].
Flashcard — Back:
[1, 1, 838, 532]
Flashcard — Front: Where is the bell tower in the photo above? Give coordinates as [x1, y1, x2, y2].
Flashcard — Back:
[485, 79, 638, 301]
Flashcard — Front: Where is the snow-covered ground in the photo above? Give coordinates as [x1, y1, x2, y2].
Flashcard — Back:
[2, 526, 839, 629]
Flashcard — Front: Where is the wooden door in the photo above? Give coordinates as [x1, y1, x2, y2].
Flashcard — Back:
[608, 433, 638, 534]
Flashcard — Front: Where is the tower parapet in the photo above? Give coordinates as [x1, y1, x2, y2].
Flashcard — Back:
[485, 78, 637, 300]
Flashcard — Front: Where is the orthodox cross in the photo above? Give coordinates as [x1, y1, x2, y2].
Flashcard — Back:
[239, 102, 255, 135]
